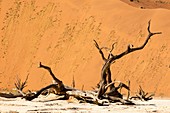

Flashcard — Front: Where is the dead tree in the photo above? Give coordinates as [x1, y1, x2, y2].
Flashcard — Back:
[22, 21, 161, 104]
[130, 85, 154, 101]
[14, 75, 28, 91]
[94, 20, 161, 101]
[21, 62, 72, 101]
[0, 21, 161, 106]
[0, 75, 29, 98]
[17, 63, 110, 105]
[94, 40, 116, 87]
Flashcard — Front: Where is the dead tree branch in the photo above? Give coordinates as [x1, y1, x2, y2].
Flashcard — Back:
[0, 75, 29, 98]
[94, 20, 161, 102]
[14, 75, 28, 91]
[110, 20, 162, 62]
[93, 40, 107, 61]
[21, 63, 71, 101]
[130, 85, 154, 101]
[1, 21, 160, 106]
[39, 62, 65, 91]
[72, 75, 75, 88]
[94, 40, 117, 99]
[23, 84, 67, 101]
[127, 80, 130, 100]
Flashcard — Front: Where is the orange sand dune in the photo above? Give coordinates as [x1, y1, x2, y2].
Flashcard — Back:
[0, 0, 169, 97]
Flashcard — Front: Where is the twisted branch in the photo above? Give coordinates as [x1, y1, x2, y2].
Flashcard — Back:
[111, 20, 162, 62]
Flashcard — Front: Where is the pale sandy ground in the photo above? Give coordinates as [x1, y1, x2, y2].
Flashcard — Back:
[0, 94, 170, 113]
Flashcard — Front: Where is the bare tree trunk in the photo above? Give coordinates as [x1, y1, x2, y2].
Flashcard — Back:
[94, 20, 161, 99]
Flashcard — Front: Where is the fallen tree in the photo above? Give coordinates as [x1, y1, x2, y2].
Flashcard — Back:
[0, 21, 161, 106]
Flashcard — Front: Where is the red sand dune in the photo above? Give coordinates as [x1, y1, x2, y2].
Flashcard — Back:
[0, 0, 169, 97]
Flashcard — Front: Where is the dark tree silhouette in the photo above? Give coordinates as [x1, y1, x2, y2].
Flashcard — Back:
[94, 20, 161, 100]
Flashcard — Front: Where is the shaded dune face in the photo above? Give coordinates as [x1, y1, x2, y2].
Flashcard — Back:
[121, 0, 170, 10]
[0, 0, 169, 97]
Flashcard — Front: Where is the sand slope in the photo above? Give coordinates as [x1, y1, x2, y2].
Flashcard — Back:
[0, 0, 169, 97]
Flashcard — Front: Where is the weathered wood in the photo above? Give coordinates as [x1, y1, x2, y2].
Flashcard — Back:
[94, 40, 117, 99]
[22, 62, 77, 101]
[110, 20, 161, 62]
[23, 84, 68, 101]
[94, 20, 161, 100]
[39, 62, 66, 91]
[130, 85, 154, 101]
[0, 93, 23, 98]
[0, 21, 159, 106]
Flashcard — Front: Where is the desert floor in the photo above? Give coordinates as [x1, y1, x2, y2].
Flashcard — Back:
[0, 95, 169, 113]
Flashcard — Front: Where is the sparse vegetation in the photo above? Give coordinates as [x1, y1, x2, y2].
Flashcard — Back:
[0, 21, 161, 106]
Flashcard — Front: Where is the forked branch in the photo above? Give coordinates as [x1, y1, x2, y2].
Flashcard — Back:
[112, 20, 162, 61]
[94, 40, 117, 61]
